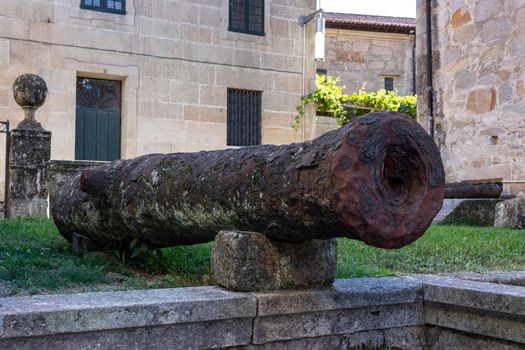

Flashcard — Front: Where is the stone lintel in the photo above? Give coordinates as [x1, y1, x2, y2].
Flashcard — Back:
[211, 230, 337, 292]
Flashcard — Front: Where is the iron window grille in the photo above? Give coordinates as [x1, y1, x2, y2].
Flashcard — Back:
[80, 0, 126, 15]
[227, 88, 262, 146]
[384, 77, 395, 91]
[229, 0, 265, 36]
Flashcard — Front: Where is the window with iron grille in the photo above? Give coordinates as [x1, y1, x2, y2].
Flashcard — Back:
[229, 0, 264, 36]
[227, 89, 262, 146]
[384, 77, 395, 91]
[80, 0, 126, 15]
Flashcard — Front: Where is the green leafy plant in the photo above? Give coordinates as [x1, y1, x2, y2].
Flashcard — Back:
[297, 74, 417, 127]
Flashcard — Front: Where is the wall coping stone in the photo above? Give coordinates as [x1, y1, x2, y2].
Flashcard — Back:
[0, 287, 256, 339]
[254, 277, 422, 316]
[409, 275, 525, 316]
[1, 276, 525, 348]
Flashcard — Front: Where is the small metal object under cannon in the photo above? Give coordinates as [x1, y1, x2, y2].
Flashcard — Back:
[51, 112, 445, 253]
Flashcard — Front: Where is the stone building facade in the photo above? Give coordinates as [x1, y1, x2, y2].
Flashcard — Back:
[317, 13, 416, 95]
[0, 0, 319, 199]
[416, 0, 525, 195]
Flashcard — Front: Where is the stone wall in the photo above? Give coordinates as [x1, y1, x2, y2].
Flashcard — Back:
[0, 0, 319, 198]
[1, 275, 524, 349]
[416, 0, 525, 195]
[318, 28, 415, 95]
[48, 159, 108, 196]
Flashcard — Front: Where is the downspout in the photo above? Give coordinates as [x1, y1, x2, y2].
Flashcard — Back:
[302, 24, 306, 142]
[412, 43, 416, 95]
[426, 0, 434, 139]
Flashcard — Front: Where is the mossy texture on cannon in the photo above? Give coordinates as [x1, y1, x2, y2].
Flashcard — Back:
[51, 112, 444, 250]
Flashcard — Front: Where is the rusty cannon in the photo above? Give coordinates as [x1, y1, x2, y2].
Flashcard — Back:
[51, 112, 445, 251]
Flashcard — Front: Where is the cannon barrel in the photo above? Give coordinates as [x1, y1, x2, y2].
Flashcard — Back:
[51, 112, 445, 250]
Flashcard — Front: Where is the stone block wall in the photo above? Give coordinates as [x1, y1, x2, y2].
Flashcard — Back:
[0, 0, 319, 198]
[48, 159, 108, 196]
[318, 29, 415, 95]
[1, 275, 525, 349]
[416, 0, 525, 195]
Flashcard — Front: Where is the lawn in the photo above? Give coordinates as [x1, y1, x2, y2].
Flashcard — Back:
[0, 218, 524, 295]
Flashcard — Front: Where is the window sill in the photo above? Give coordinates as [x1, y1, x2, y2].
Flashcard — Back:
[228, 28, 265, 37]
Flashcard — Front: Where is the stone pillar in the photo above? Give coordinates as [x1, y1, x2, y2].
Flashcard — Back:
[6, 74, 51, 218]
[211, 231, 337, 292]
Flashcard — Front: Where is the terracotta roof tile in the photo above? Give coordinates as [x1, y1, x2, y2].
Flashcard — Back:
[324, 12, 416, 34]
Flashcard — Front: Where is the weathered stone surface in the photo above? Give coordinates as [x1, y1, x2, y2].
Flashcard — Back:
[494, 193, 525, 228]
[12, 74, 47, 131]
[446, 271, 525, 287]
[449, 8, 471, 28]
[318, 28, 415, 95]
[413, 275, 525, 316]
[211, 231, 337, 291]
[52, 112, 445, 251]
[255, 277, 423, 316]
[252, 303, 423, 344]
[48, 160, 109, 199]
[229, 326, 425, 349]
[7, 128, 51, 218]
[252, 277, 424, 344]
[426, 326, 525, 350]
[466, 87, 497, 114]
[417, 0, 525, 192]
[336, 51, 365, 63]
[432, 198, 502, 225]
[0, 287, 256, 338]
[0, 319, 252, 350]
[3, 276, 525, 349]
[416, 275, 525, 346]
[425, 304, 525, 344]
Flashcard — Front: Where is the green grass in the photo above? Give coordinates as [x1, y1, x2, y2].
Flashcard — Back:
[0, 218, 524, 295]
[337, 224, 525, 278]
[0, 218, 212, 295]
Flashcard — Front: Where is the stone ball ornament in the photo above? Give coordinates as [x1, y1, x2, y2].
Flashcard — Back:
[12, 74, 48, 130]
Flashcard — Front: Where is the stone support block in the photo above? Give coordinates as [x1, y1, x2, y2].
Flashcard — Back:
[211, 231, 337, 292]
[432, 198, 502, 225]
[7, 128, 51, 218]
[494, 194, 525, 228]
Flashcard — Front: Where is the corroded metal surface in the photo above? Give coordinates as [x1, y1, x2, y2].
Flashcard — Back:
[51, 112, 445, 250]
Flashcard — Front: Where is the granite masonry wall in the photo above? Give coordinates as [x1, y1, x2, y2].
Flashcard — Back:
[1, 275, 524, 349]
[416, 0, 525, 195]
[0, 0, 319, 198]
[318, 28, 415, 95]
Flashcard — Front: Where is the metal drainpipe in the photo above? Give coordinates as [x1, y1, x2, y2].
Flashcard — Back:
[412, 43, 416, 95]
[426, 0, 434, 139]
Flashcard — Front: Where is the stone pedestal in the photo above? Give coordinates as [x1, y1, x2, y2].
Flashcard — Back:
[494, 194, 525, 228]
[7, 128, 51, 218]
[211, 231, 337, 292]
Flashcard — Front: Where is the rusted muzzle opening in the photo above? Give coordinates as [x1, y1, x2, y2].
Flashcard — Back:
[380, 144, 425, 209]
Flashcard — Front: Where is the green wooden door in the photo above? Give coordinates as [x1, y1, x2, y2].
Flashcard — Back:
[75, 108, 121, 161]
[75, 78, 121, 161]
